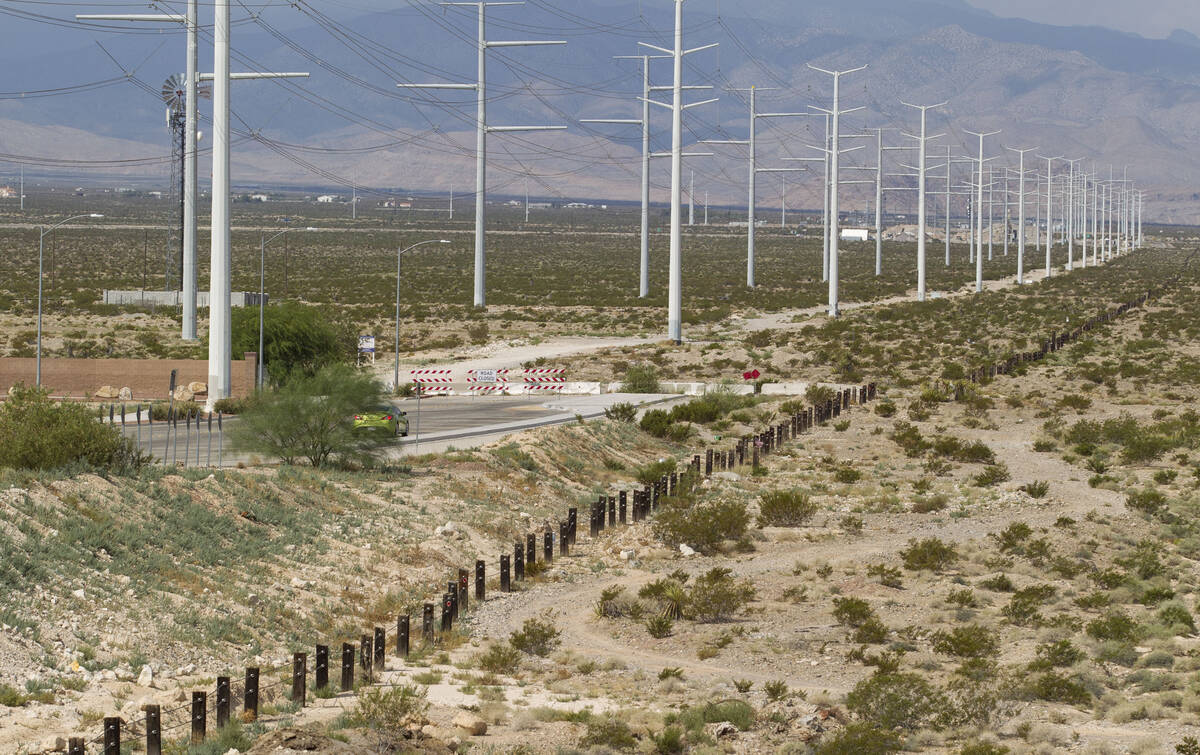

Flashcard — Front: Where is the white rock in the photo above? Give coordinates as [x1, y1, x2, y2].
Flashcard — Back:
[176, 663, 196, 676]
[223, 749, 241, 755]
[679, 544, 696, 557]
[452, 711, 488, 735]
[620, 549, 636, 561]
[290, 577, 311, 589]
[136, 665, 154, 688]
[115, 668, 134, 682]
[71, 589, 85, 600]
[41, 735, 66, 752]
[715, 471, 741, 482]
[99, 669, 117, 682]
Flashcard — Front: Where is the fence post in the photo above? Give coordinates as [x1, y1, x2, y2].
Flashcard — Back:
[546, 528, 556, 560]
[619, 491, 627, 524]
[447, 582, 458, 621]
[374, 626, 386, 670]
[341, 644, 355, 691]
[422, 603, 435, 642]
[191, 691, 206, 743]
[567, 507, 578, 544]
[292, 653, 307, 706]
[608, 496, 616, 527]
[144, 704, 161, 755]
[103, 717, 121, 755]
[514, 542, 525, 581]
[314, 646, 329, 692]
[397, 616, 410, 656]
[475, 560, 486, 601]
[500, 555, 511, 592]
[244, 667, 259, 721]
[68, 739, 84, 755]
[441, 593, 453, 631]
[361, 634, 373, 681]
[458, 568, 470, 611]
[216, 676, 230, 727]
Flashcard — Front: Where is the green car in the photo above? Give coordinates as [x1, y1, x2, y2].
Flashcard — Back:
[353, 406, 409, 436]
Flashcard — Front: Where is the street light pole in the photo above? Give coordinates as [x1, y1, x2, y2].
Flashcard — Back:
[37, 213, 103, 386]
[393, 240, 452, 391]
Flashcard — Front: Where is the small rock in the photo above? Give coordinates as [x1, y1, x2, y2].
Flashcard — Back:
[619, 549, 635, 561]
[289, 577, 311, 589]
[136, 665, 154, 688]
[71, 589, 85, 600]
[452, 712, 488, 736]
[711, 721, 738, 738]
[176, 663, 196, 676]
[446, 736, 462, 752]
[679, 544, 696, 557]
[222, 750, 241, 755]
[715, 471, 741, 482]
[98, 669, 116, 682]
[40, 735, 66, 752]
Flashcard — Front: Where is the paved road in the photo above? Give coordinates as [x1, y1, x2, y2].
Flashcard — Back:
[113, 394, 667, 467]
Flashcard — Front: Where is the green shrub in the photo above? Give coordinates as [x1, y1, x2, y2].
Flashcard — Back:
[874, 401, 897, 418]
[853, 617, 890, 644]
[868, 564, 904, 589]
[1126, 488, 1168, 516]
[651, 726, 684, 754]
[646, 615, 673, 638]
[763, 680, 790, 702]
[1029, 640, 1084, 670]
[688, 567, 755, 622]
[815, 724, 902, 755]
[352, 684, 429, 750]
[509, 613, 561, 656]
[477, 643, 522, 674]
[889, 421, 930, 457]
[580, 717, 637, 749]
[900, 538, 958, 571]
[832, 597, 876, 627]
[807, 384, 837, 406]
[604, 402, 638, 423]
[1086, 610, 1141, 642]
[1158, 602, 1196, 635]
[639, 409, 673, 438]
[973, 464, 1011, 487]
[652, 499, 749, 553]
[1027, 672, 1091, 706]
[932, 625, 999, 659]
[757, 489, 818, 526]
[958, 742, 1010, 755]
[211, 396, 251, 415]
[993, 522, 1033, 553]
[845, 673, 944, 731]
[231, 301, 351, 383]
[978, 574, 1014, 592]
[1019, 480, 1050, 498]
[636, 459, 677, 486]
[834, 465, 862, 484]
[621, 364, 661, 394]
[229, 364, 389, 467]
[0, 385, 146, 472]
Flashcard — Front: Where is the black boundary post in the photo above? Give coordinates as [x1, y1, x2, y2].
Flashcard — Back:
[500, 555, 511, 592]
[373, 628, 386, 670]
[475, 560, 485, 601]
[546, 528, 556, 560]
[216, 676, 230, 727]
[459, 568, 470, 611]
[293, 652, 307, 706]
[422, 603, 435, 642]
[361, 634, 373, 681]
[145, 704, 161, 755]
[244, 667, 259, 721]
[340, 644, 355, 691]
[514, 543, 525, 581]
[68, 738, 84, 755]
[608, 496, 616, 526]
[568, 508, 577, 544]
[314, 646, 329, 691]
[191, 691, 206, 744]
[397, 616, 410, 656]
[103, 717, 120, 755]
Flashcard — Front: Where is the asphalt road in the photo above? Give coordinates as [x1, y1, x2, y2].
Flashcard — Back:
[114, 395, 607, 467]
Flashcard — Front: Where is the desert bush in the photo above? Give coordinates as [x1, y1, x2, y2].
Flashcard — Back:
[807, 384, 837, 406]
[973, 464, 1011, 487]
[353, 684, 429, 750]
[758, 489, 818, 526]
[1157, 602, 1196, 635]
[868, 564, 904, 589]
[1026, 672, 1091, 706]
[688, 567, 756, 622]
[639, 409, 673, 438]
[815, 724, 902, 755]
[1127, 488, 1168, 516]
[900, 538, 958, 571]
[854, 617, 890, 644]
[1086, 610, 1141, 642]
[889, 421, 930, 457]
[231, 301, 350, 383]
[932, 625, 1000, 658]
[1020, 480, 1050, 498]
[845, 673, 944, 731]
[978, 574, 1015, 592]
[621, 364, 661, 393]
[763, 680, 790, 702]
[579, 717, 637, 749]
[874, 401, 897, 418]
[833, 465, 862, 484]
[230, 364, 389, 467]
[1029, 640, 1084, 670]
[636, 459, 677, 486]
[509, 613, 561, 656]
[477, 643, 522, 674]
[1002, 585, 1056, 626]
[993, 522, 1033, 553]
[652, 499, 749, 552]
[604, 402, 638, 423]
[0, 385, 146, 473]
[833, 597, 876, 627]
[211, 396, 251, 415]
[646, 615, 674, 638]
[958, 742, 1010, 755]
[640, 577, 689, 619]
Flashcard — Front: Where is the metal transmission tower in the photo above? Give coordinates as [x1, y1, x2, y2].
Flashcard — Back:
[582, 53, 670, 299]
[1036, 154, 1062, 278]
[1006, 147, 1037, 286]
[207, 0, 309, 404]
[703, 86, 807, 288]
[965, 129, 1000, 293]
[900, 102, 945, 301]
[808, 64, 867, 318]
[399, 2, 566, 309]
[78, 3, 203, 340]
[639, 0, 718, 343]
[161, 73, 211, 295]
[867, 128, 911, 277]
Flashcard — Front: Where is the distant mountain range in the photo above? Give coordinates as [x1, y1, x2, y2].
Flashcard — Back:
[1, 0, 1198, 223]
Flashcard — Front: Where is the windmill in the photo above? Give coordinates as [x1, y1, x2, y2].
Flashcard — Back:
[162, 73, 209, 291]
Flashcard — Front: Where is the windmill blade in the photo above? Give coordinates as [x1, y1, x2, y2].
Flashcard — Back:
[161, 73, 184, 110]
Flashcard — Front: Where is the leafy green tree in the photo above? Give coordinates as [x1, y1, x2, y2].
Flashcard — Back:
[229, 302, 352, 384]
[0, 385, 145, 472]
[229, 365, 390, 467]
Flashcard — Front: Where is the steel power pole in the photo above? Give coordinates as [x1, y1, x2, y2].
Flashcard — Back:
[901, 102, 945, 301]
[399, 2, 566, 309]
[703, 86, 806, 288]
[1006, 147, 1037, 285]
[1036, 155, 1062, 279]
[965, 129, 1000, 293]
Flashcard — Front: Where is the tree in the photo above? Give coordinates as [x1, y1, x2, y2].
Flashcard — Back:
[229, 302, 352, 384]
[229, 365, 391, 467]
[0, 384, 145, 472]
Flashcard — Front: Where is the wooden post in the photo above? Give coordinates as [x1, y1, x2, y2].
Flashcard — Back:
[608, 496, 616, 527]
[500, 555, 511, 592]
[526, 534, 537, 568]
[340, 644, 355, 691]
[103, 717, 121, 755]
[422, 603, 435, 642]
[144, 704, 161, 755]
[619, 490, 627, 524]
[397, 616, 410, 656]
[244, 667, 259, 721]
[361, 634, 373, 681]
[292, 653, 307, 706]
[447, 583, 458, 622]
[441, 593, 453, 631]
[68, 739, 84, 755]
[314, 647, 329, 691]
[216, 676, 230, 727]
[373, 628, 386, 670]
[459, 568, 470, 611]
[191, 691, 206, 743]
[475, 560, 486, 601]
[514, 542, 525, 581]
[567, 507, 577, 544]
[546, 528, 556, 560]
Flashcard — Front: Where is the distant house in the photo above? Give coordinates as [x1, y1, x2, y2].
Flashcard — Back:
[381, 199, 411, 209]
[0, 186, 13, 199]
[316, 195, 337, 203]
[249, 193, 269, 202]
[840, 228, 870, 242]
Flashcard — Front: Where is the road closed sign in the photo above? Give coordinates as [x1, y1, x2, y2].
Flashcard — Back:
[358, 335, 376, 353]
[475, 368, 498, 383]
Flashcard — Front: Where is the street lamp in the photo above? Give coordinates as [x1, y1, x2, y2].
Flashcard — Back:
[258, 224, 317, 388]
[394, 240, 452, 391]
[37, 213, 103, 386]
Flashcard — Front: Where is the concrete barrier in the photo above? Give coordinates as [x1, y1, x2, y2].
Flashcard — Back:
[563, 382, 603, 395]
[761, 382, 810, 396]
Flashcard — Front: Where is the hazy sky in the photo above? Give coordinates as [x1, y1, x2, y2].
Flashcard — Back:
[965, 0, 1200, 39]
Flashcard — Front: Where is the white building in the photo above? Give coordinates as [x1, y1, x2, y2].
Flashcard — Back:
[316, 195, 337, 203]
[840, 228, 870, 242]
